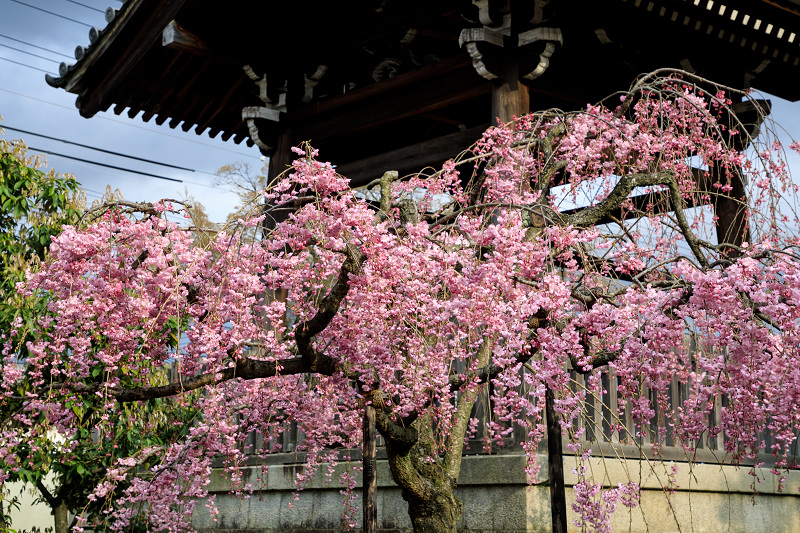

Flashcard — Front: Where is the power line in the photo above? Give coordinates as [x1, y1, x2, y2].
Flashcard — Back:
[0, 42, 60, 64]
[0, 87, 261, 159]
[4, 124, 233, 191]
[83, 186, 107, 196]
[0, 55, 50, 73]
[64, 0, 104, 13]
[0, 33, 72, 59]
[8, 0, 94, 28]
[3, 124, 203, 173]
[28, 146, 183, 183]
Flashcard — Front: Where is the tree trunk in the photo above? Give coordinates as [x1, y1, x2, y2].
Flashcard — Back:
[53, 500, 69, 533]
[384, 415, 462, 533]
[405, 487, 462, 533]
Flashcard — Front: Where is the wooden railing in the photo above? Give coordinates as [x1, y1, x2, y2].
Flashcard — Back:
[166, 361, 799, 466]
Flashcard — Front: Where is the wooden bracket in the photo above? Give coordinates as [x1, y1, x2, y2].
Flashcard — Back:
[459, 27, 507, 80]
[243, 65, 286, 108]
[461, 2, 561, 82]
[302, 65, 328, 103]
[472, 0, 509, 28]
[518, 27, 562, 80]
[242, 64, 289, 152]
[242, 106, 280, 152]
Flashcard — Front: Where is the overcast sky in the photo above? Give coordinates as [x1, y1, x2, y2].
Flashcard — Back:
[2, 0, 800, 225]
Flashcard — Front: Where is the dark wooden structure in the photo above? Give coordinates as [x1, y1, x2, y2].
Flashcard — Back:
[48, 0, 800, 187]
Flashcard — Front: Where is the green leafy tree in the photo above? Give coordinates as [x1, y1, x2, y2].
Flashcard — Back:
[0, 137, 83, 351]
[0, 135, 82, 532]
[215, 162, 267, 242]
[0, 137, 198, 533]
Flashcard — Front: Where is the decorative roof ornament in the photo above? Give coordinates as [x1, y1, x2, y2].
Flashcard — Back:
[459, 0, 562, 81]
[241, 66, 285, 153]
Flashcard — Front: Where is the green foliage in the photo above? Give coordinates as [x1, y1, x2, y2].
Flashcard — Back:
[0, 138, 198, 532]
[0, 138, 83, 360]
[0, 138, 82, 531]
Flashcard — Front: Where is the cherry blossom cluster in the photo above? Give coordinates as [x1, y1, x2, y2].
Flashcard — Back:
[3, 74, 800, 532]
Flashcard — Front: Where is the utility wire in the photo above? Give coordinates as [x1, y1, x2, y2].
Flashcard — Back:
[64, 0, 104, 13]
[0, 55, 50, 73]
[28, 147, 183, 183]
[0, 43, 60, 64]
[3, 127, 233, 191]
[3, 124, 202, 173]
[0, 87, 261, 160]
[0, 33, 72, 59]
[8, 0, 94, 28]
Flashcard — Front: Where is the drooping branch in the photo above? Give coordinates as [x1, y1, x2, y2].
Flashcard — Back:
[49, 356, 309, 403]
[534, 122, 567, 190]
[294, 243, 366, 374]
[46, 245, 367, 404]
[448, 313, 550, 392]
[296, 244, 365, 351]
[566, 171, 709, 269]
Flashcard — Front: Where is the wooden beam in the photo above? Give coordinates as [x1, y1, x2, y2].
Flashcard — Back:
[336, 125, 488, 188]
[162, 19, 235, 63]
[290, 51, 472, 120]
[162, 20, 209, 54]
[293, 66, 488, 142]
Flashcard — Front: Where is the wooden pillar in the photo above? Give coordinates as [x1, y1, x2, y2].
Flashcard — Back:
[491, 57, 529, 124]
[545, 386, 568, 533]
[491, 53, 567, 533]
[268, 128, 294, 185]
[713, 164, 751, 253]
[263, 127, 294, 337]
[363, 404, 377, 533]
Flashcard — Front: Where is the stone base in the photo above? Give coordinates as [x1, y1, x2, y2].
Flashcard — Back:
[193, 454, 800, 532]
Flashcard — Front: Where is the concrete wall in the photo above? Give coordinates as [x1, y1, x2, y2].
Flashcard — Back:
[192, 454, 800, 533]
[4, 480, 54, 532]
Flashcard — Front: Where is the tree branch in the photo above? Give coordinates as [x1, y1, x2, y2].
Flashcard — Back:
[35, 478, 57, 509]
[566, 171, 709, 269]
[374, 409, 419, 452]
[443, 336, 493, 480]
[45, 245, 367, 403]
[295, 244, 365, 374]
[448, 313, 549, 391]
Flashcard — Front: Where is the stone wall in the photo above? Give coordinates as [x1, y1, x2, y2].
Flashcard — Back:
[192, 454, 800, 533]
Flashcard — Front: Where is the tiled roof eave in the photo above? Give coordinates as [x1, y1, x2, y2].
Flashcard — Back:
[43, 0, 139, 93]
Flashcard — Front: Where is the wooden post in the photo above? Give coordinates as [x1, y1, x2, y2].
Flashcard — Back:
[545, 386, 568, 533]
[713, 164, 751, 253]
[488, 39, 567, 533]
[363, 403, 377, 533]
[491, 57, 529, 124]
[262, 128, 294, 339]
[268, 129, 293, 184]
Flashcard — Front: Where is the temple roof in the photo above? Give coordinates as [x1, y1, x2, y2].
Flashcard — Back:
[46, 0, 800, 161]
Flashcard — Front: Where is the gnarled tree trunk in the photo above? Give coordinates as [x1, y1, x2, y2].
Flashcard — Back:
[384, 414, 462, 533]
